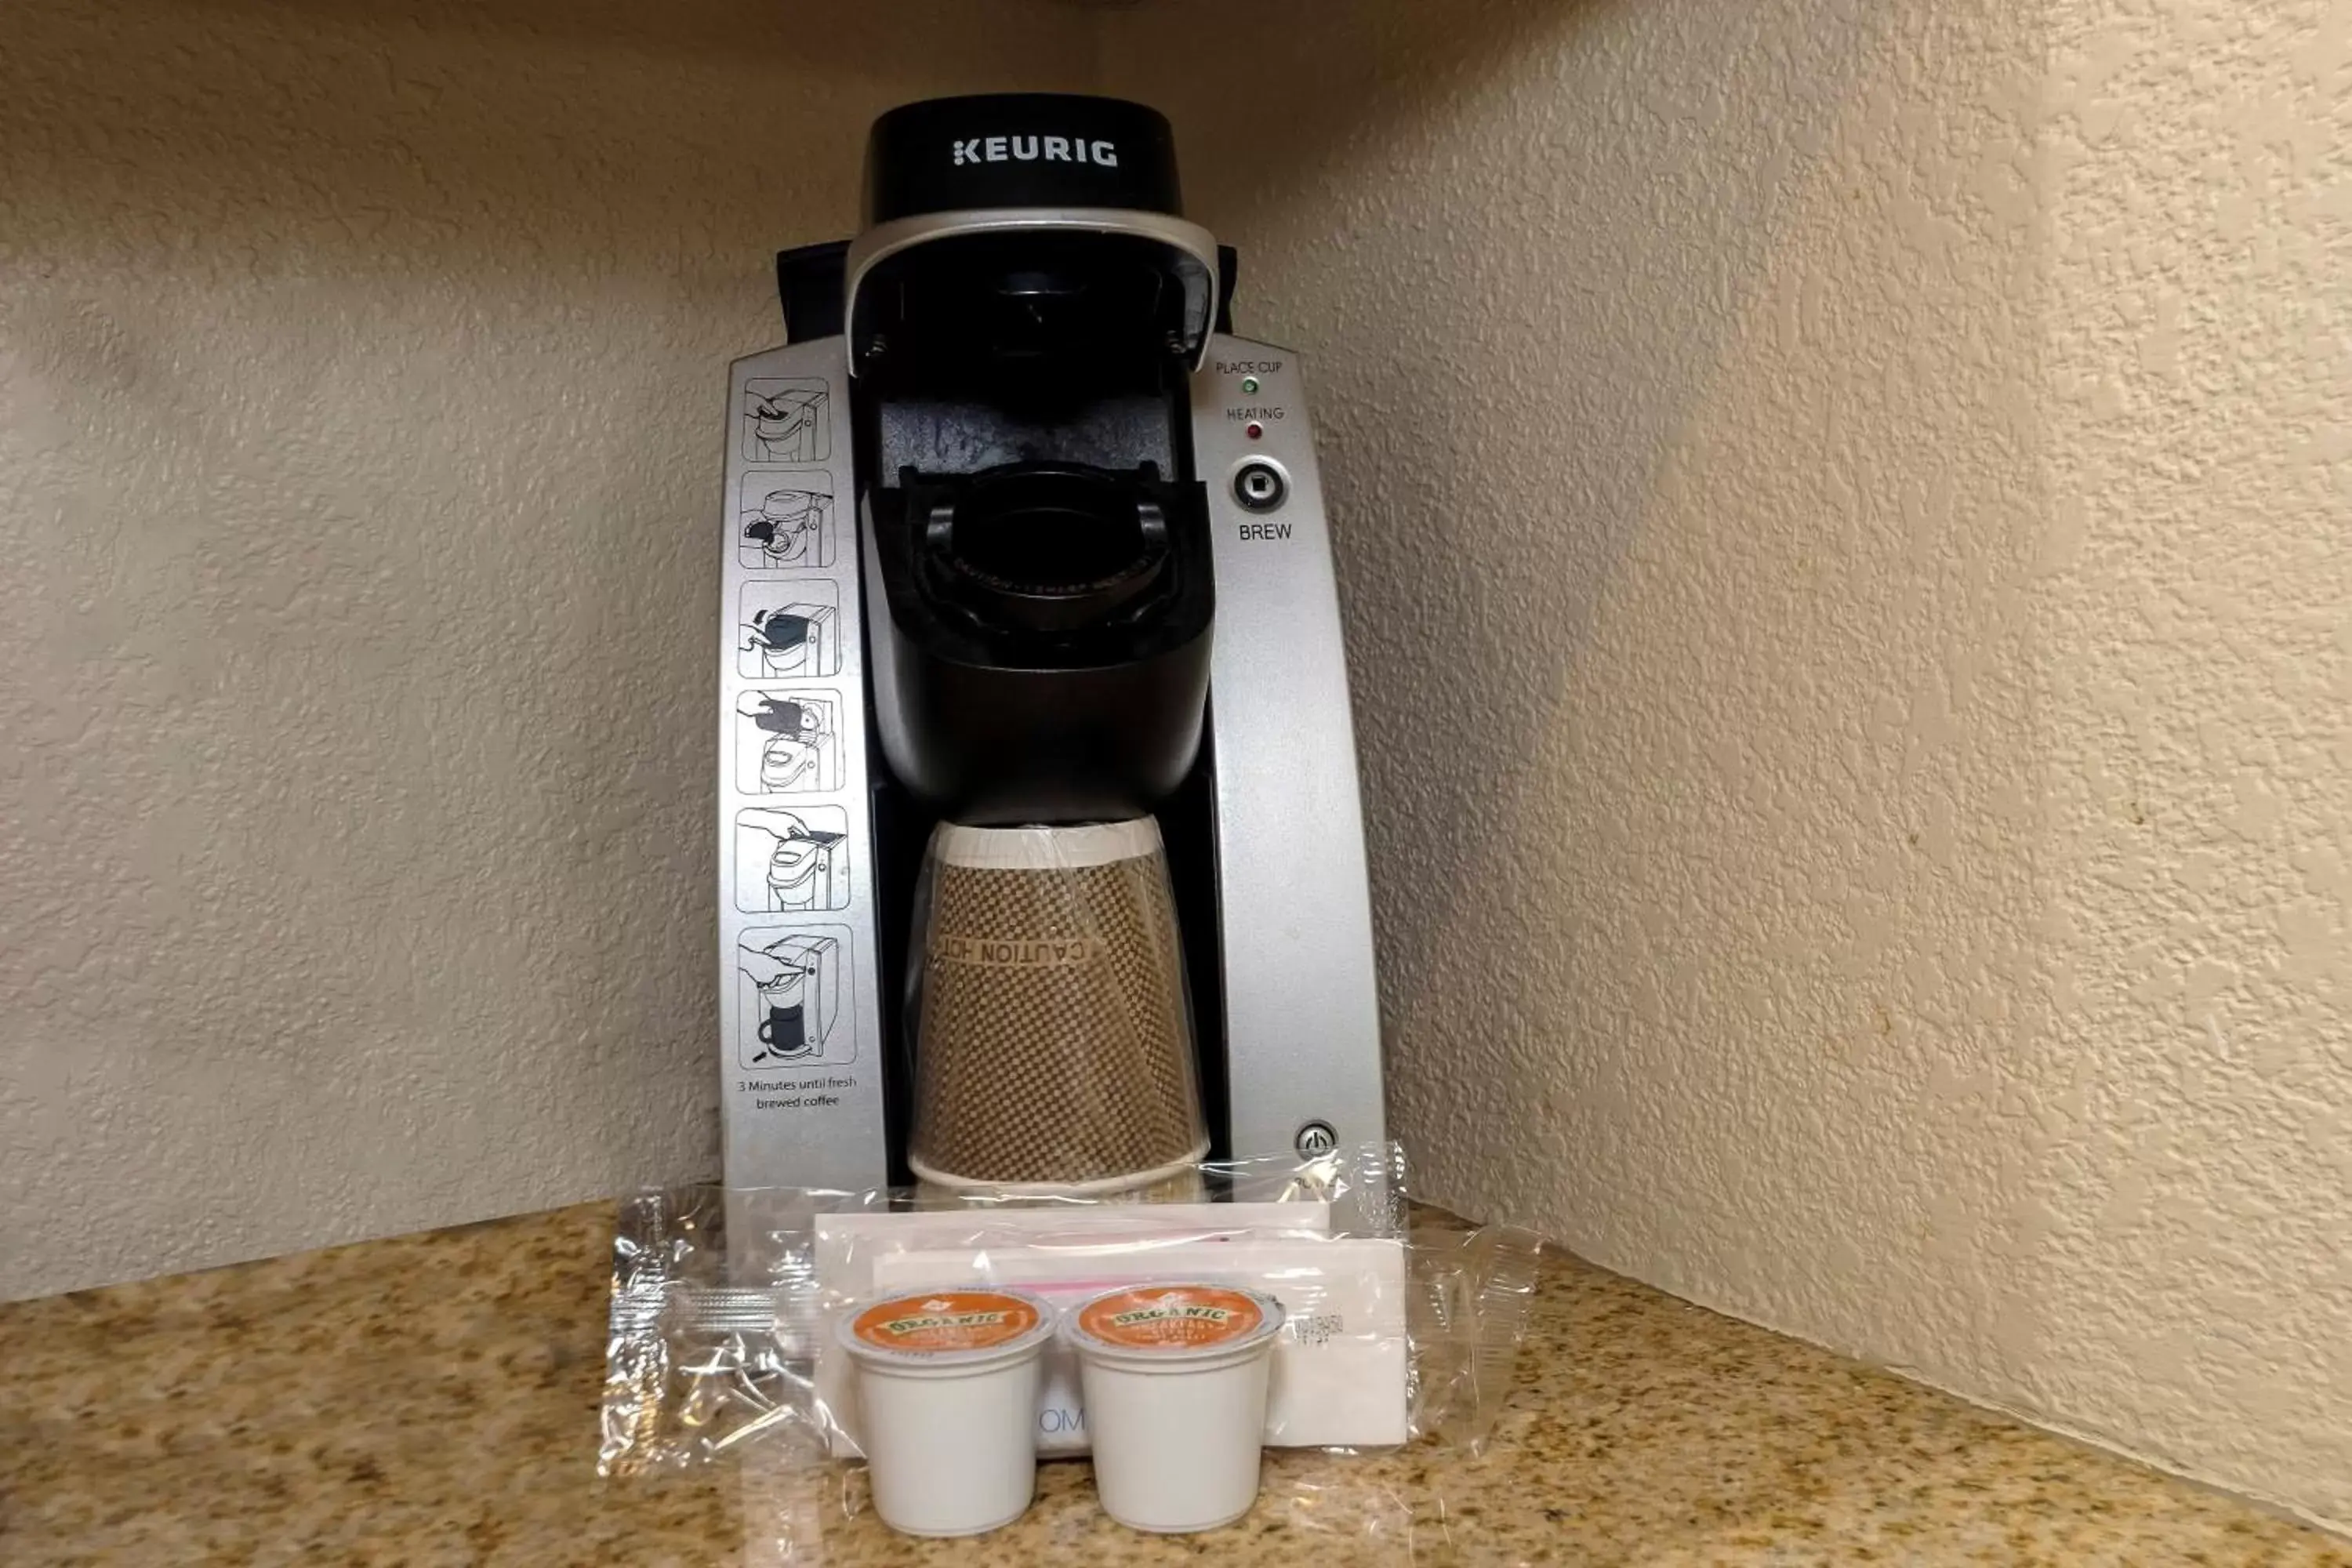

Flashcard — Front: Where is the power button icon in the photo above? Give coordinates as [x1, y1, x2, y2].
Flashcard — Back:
[1294, 1121, 1338, 1157]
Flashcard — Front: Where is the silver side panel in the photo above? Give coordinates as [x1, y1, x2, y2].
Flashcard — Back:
[1192, 336, 1387, 1159]
[717, 339, 890, 1192]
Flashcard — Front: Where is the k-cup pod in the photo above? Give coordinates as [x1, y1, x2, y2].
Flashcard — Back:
[837, 1288, 1056, 1537]
[1063, 1283, 1287, 1534]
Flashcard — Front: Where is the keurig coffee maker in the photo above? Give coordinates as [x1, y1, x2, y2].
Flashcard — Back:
[718, 93, 1381, 1191]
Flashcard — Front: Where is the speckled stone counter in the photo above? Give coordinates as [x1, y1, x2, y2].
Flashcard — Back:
[2, 1204, 2343, 1566]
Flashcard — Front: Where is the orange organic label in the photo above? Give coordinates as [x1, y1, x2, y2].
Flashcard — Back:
[1077, 1286, 1265, 1350]
[851, 1291, 1041, 1353]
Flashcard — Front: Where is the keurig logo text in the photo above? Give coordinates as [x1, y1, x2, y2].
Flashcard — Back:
[952, 136, 1120, 169]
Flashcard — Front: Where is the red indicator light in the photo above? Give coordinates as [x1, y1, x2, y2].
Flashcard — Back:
[1245, 421, 1265, 440]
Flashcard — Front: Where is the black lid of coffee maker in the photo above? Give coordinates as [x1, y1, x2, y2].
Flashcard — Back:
[863, 94, 1183, 225]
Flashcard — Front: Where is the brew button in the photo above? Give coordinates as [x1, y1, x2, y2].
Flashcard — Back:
[1295, 1120, 1338, 1156]
[1234, 462, 1286, 512]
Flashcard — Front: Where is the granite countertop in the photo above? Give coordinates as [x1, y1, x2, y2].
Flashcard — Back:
[2, 1204, 2343, 1566]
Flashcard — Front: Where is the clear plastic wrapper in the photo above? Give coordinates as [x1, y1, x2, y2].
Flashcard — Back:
[600, 1142, 1538, 1483]
[1404, 1217, 1546, 1457]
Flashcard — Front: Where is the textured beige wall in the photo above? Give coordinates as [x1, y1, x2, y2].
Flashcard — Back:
[0, 0, 1092, 1299]
[1110, 0, 2351, 1531]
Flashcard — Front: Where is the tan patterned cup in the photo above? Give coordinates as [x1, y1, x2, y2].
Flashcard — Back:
[907, 818, 1209, 1192]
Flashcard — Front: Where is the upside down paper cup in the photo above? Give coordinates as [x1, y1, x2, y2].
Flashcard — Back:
[1063, 1283, 1286, 1534]
[908, 819, 1209, 1192]
[837, 1288, 1056, 1537]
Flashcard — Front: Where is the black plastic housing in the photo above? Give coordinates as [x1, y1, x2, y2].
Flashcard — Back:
[778, 238, 1240, 346]
[853, 230, 1211, 395]
[864, 461, 1214, 825]
[776, 240, 848, 342]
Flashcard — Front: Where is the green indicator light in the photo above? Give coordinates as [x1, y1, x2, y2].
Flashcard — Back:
[1240, 376, 1260, 395]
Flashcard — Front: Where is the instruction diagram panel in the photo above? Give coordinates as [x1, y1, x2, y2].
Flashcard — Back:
[717, 342, 885, 1191]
